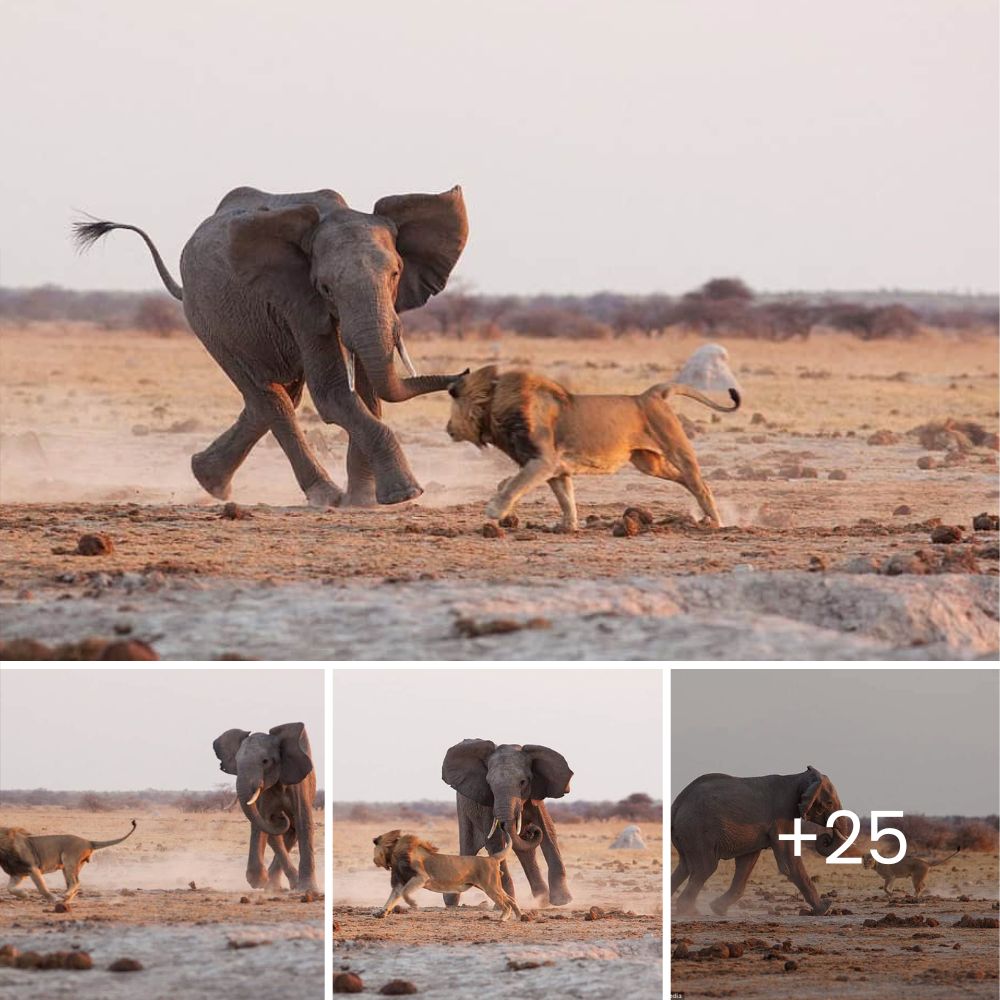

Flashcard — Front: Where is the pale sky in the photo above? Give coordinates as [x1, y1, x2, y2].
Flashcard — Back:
[672, 669, 999, 816]
[0, 669, 325, 789]
[2, 1, 996, 295]
[331, 669, 662, 801]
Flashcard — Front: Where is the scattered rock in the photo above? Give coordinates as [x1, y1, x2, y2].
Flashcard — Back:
[220, 502, 253, 520]
[672, 942, 689, 959]
[108, 958, 143, 972]
[784, 960, 798, 972]
[168, 417, 201, 433]
[585, 906, 606, 921]
[482, 522, 505, 539]
[953, 915, 999, 929]
[623, 506, 654, 526]
[917, 455, 937, 470]
[893, 505, 912, 516]
[76, 533, 114, 556]
[867, 430, 901, 446]
[930, 524, 963, 544]
[828, 469, 848, 480]
[334, 972, 364, 993]
[380, 980, 419, 995]
[498, 514, 520, 529]
[239, 896, 250, 904]
[807, 554, 827, 572]
[972, 513, 999, 531]
[100, 640, 158, 660]
[612, 516, 640, 537]
[53, 902, 71, 913]
[862, 912, 939, 928]
[454, 616, 551, 638]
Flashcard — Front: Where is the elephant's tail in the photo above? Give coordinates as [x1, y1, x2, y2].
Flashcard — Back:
[490, 828, 514, 864]
[648, 382, 741, 413]
[72, 218, 183, 301]
[89, 819, 137, 850]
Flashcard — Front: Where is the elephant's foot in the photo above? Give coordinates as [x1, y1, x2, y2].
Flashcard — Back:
[376, 479, 423, 505]
[305, 480, 344, 508]
[246, 869, 269, 890]
[342, 483, 378, 508]
[809, 898, 832, 915]
[709, 896, 732, 916]
[531, 890, 550, 908]
[296, 878, 319, 894]
[191, 452, 233, 500]
[548, 885, 573, 907]
[443, 893, 461, 908]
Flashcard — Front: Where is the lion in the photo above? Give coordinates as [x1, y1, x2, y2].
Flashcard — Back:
[0, 820, 137, 902]
[445, 365, 739, 530]
[862, 846, 960, 896]
[372, 826, 522, 921]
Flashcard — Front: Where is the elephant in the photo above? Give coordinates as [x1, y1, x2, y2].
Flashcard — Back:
[671, 765, 851, 916]
[441, 739, 574, 908]
[74, 185, 469, 507]
[213, 722, 317, 892]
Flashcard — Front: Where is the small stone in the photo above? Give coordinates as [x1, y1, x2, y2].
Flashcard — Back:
[623, 506, 654, 525]
[917, 455, 937, 470]
[893, 505, 912, 516]
[334, 972, 364, 993]
[972, 513, 999, 531]
[76, 533, 114, 556]
[867, 430, 900, 445]
[828, 469, 848, 480]
[61, 951, 93, 970]
[585, 906, 606, 921]
[239, 896, 250, 904]
[221, 502, 252, 520]
[380, 981, 419, 995]
[300, 891, 317, 903]
[708, 944, 730, 959]
[751, 412, 766, 424]
[673, 942, 689, 959]
[930, 524, 963, 544]
[108, 958, 143, 972]
[808, 555, 827, 572]
[53, 902, 71, 913]
[498, 514, 520, 529]
[482, 522, 505, 538]
[612, 516, 639, 537]
[784, 960, 798, 972]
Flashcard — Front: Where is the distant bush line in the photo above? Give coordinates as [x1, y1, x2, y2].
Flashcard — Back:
[0, 787, 324, 811]
[859, 813, 999, 853]
[1, 278, 996, 341]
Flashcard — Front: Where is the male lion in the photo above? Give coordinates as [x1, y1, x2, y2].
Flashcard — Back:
[0, 820, 136, 902]
[446, 365, 739, 530]
[372, 826, 522, 921]
[862, 846, 960, 897]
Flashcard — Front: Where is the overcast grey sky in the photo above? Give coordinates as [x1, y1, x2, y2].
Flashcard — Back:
[2, 1, 996, 295]
[331, 669, 662, 801]
[672, 669, 999, 816]
[0, 669, 325, 789]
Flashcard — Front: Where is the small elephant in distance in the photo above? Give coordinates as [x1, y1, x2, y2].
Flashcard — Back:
[671, 765, 851, 916]
[213, 722, 318, 892]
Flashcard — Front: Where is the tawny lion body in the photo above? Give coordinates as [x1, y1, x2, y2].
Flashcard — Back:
[446, 366, 739, 530]
[372, 828, 522, 921]
[0, 821, 137, 902]
[862, 846, 960, 896]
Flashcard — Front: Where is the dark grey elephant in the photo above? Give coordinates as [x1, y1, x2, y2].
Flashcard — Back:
[671, 765, 851, 916]
[441, 739, 574, 908]
[74, 185, 468, 507]
[213, 722, 317, 892]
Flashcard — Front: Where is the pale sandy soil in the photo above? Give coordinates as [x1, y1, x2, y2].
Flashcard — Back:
[1, 325, 997, 659]
[670, 844, 999, 999]
[334, 815, 662, 998]
[0, 806, 324, 998]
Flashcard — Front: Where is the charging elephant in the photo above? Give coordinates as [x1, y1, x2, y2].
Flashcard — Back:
[441, 739, 574, 908]
[671, 765, 851, 916]
[74, 185, 468, 507]
[213, 722, 317, 892]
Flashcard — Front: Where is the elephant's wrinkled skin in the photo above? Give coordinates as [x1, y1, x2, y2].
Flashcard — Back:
[74, 185, 468, 507]
[441, 739, 574, 908]
[671, 765, 851, 915]
[213, 722, 318, 892]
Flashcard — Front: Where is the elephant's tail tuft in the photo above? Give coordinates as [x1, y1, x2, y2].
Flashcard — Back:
[71, 215, 184, 301]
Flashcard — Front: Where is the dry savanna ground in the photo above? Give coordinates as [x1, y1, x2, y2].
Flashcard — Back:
[670, 843, 1000, 1000]
[1, 324, 997, 658]
[334, 815, 662, 998]
[0, 806, 324, 998]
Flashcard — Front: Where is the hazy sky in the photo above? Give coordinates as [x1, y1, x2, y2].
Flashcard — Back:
[672, 669, 999, 815]
[0, 669, 325, 789]
[2, 2, 996, 295]
[331, 669, 662, 801]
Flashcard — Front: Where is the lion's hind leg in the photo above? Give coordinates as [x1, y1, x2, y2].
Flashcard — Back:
[631, 448, 722, 527]
[547, 475, 578, 532]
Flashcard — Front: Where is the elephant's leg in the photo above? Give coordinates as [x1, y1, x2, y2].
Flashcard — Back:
[674, 852, 719, 916]
[770, 840, 828, 914]
[250, 382, 343, 507]
[485, 458, 556, 522]
[293, 795, 318, 892]
[513, 845, 549, 906]
[547, 475, 578, 532]
[246, 827, 269, 889]
[444, 812, 481, 908]
[535, 801, 572, 905]
[710, 850, 760, 915]
[191, 406, 269, 500]
[343, 367, 380, 508]
[671, 854, 690, 895]
[266, 834, 297, 888]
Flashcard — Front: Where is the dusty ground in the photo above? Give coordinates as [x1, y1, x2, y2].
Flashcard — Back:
[1, 325, 997, 659]
[670, 844, 1000, 999]
[0, 806, 324, 998]
[334, 815, 662, 997]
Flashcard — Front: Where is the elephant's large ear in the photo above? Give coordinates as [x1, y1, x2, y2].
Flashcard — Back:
[524, 745, 573, 800]
[270, 722, 314, 785]
[374, 186, 468, 313]
[441, 738, 495, 806]
[213, 729, 250, 775]
[227, 205, 321, 299]
[797, 765, 826, 821]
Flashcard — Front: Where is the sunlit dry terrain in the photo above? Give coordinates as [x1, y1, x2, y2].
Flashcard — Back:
[1, 325, 997, 658]
[0, 806, 324, 998]
[334, 814, 662, 998]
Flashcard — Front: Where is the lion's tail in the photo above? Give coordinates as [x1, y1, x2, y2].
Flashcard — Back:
[490, 828, 514, 864]
[928, 846, 961, 866]
[89, 819, 137, 850]
[648, 382, 741, 413]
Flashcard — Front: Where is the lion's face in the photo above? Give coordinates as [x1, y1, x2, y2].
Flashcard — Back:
[446, 366, 498, 445]
[372, 830, 401, 869]
[861, 855, 876, 870]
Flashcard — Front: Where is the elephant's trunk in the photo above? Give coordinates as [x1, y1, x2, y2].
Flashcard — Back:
[344, 316, 460, 403]
[809, 815, 851, 858]
[237, 774, 289, 837]
[497, 798, 542, 852]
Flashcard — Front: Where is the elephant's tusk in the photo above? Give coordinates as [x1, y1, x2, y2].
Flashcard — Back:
[397, 336, 418, 377]
[345, 350, 356, 393]
[488, 817, 499, 839]
[515, 814, 522, 837]
[246, 786, 261, 806]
